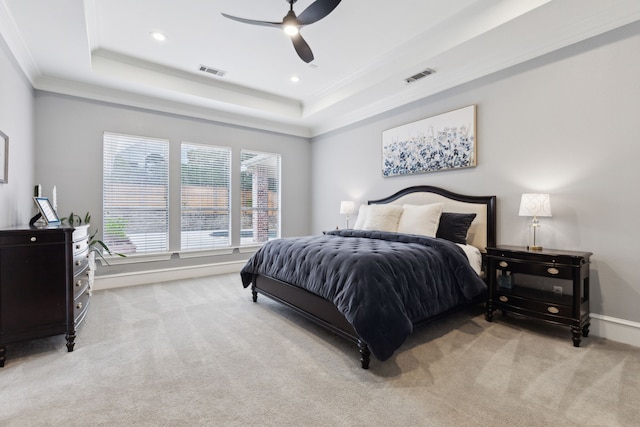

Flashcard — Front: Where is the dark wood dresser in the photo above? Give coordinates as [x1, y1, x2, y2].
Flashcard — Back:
[0, 224, 91, 367]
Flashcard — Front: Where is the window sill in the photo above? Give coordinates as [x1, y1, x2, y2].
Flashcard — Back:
[99, 244, 264, 265]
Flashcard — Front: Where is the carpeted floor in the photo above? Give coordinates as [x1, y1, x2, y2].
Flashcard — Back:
[1, 274, 639, 426]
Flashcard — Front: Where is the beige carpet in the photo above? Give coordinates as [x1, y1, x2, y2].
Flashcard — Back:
[1, 274, 638, 426]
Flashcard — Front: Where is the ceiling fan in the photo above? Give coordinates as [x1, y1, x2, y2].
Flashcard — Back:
[221, 0, 342, 63]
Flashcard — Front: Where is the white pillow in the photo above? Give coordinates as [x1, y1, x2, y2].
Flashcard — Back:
[353, 205, 368, 229]
[397, 203, 444, 237]
[362, 204, 403, 232]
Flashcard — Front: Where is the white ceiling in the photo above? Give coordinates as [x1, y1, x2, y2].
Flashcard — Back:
[2, 0, 640, 137]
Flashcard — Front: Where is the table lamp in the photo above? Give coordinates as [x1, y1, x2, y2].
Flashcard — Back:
[518, 193, 551, 251]
[339, 200, 355, 229]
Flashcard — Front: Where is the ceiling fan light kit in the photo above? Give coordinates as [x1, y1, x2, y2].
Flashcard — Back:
[222, 0, 342, 63]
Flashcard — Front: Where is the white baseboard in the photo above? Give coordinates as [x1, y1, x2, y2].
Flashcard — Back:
[93, 261, 246, 291]
[590, 313, 640, 348]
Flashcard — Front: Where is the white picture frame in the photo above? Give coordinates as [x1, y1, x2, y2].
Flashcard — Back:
[382, 105, 476, 177]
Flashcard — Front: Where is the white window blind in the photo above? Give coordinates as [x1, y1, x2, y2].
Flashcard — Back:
[240, 150, 281, 245]
[181, 143, 231, 250]
[103, 132, 169, 255]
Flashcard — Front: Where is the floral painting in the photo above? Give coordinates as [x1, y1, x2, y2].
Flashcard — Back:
[382, 105, 476, 177]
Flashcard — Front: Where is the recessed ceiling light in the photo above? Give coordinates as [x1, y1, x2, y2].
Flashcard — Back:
[290, 76, 300, 83]
[150, 32, 167, 42]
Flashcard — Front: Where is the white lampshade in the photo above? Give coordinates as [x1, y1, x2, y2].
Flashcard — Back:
[339, 200, 355, 215]
[519, 193, 552, 218]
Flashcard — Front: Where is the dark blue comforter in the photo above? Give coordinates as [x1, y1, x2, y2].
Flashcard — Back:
[240, 229, 486, 361]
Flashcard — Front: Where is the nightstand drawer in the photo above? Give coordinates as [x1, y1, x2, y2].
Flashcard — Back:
[495, 292, 572, 318]
[495, 259, 573, 279]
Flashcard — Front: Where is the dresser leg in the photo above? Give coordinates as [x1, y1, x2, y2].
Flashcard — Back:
[66, 333, 76, 352]
[0, 346, 5, 367]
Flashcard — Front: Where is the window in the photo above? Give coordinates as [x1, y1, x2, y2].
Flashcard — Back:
[181, 143, 231, 250]
[240, 150, 281, 245]
[103, 132, 169, 255]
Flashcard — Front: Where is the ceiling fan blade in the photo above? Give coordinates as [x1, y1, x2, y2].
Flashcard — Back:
[296, 0, 342, 26]
[291, 33, 314, 63]
[221, 13, 282, 29]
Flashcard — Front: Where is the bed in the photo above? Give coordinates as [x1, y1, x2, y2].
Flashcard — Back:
[240, 185, 497, 369]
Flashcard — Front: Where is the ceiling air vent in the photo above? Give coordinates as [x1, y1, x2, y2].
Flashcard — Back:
[199, 65, 227, 77]
[405, 68, 436, 84]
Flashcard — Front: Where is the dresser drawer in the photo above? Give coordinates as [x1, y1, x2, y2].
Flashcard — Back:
[73, 249, 89, 276]
[73, 237, 89, 255]
[74, 289, 91, 325]
[0, 232, 67, 246]
[72, 224, 90, 242]
[73, 274, 90, 298]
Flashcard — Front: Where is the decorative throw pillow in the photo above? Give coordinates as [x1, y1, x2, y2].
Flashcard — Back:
[362, 204, 403, 232]
[397, 203, 444, 237]
[353, 205, 368, 229]
[436, 212, 477, 244]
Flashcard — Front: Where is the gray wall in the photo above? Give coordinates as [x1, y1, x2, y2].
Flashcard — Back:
[0, 32, 35, 227]
[4, 16, 640, 326]
[311, 22, 640, 323]
[34, 92, 311, 274]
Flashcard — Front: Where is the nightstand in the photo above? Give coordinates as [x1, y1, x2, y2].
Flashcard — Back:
[485, 245, 592, 347]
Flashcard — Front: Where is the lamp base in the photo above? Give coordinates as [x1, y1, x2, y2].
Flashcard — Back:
[528, 245, 543, 251]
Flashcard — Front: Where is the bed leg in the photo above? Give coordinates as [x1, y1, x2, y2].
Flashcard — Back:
[358, 340, 370, 369]
[251, 283, 258, 302]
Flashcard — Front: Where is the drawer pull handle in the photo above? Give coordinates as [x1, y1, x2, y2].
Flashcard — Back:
[76, 244, 81, 249]
[499, 296, 509, 303]
[30, 237, 37, 242]
[76, 302, 83, 310]
[547, 267, 560, 275]
[499, 261, 509, 268]
[76, 280, 82, 287]
[75, 260, 82, 266]
[547, 306, 559, 314]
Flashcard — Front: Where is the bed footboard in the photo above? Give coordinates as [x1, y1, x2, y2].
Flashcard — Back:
[251, 274, 371, 369]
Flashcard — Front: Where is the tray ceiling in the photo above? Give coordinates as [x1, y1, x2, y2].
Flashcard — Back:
[1, 0, 639, 137]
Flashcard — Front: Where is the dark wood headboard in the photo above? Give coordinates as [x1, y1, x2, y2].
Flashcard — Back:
[369, 185, 497, 251]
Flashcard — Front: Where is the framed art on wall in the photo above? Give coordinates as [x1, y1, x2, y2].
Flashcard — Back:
[382, 105, 476, 177]
[0, 130, 7, 183]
